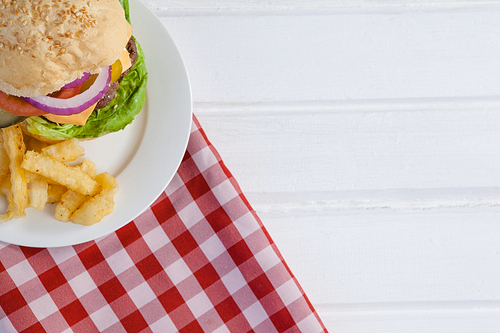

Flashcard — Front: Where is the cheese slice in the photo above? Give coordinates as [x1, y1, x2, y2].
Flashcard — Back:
[120, 22, 134, 72]
[120, 48, 132, 72]
[43, 103, 97, 126]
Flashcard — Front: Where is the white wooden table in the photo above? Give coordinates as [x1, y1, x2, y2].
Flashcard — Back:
[142, 1, 500, 331]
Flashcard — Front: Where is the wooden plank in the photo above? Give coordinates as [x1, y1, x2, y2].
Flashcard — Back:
[196, 104, 500, 193]
[144, 0, 500, 12]
[259, 206, 500, 304]
[319, 308, 500, 333]
[153, 8, 500, 103]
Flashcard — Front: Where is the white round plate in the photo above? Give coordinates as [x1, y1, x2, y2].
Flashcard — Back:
[0, 0, 192, 248]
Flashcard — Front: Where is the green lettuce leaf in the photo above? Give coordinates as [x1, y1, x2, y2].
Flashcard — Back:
[25, 38, 147, 141]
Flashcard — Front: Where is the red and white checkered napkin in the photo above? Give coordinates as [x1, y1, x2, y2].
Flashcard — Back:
[0, 115, 328, 333]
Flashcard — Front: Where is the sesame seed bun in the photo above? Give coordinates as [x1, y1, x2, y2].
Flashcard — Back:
[0, 0, 130, 97]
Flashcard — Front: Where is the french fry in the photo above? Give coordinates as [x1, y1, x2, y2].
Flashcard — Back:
[2, 125, 28, 220]
[47, 184, 67, 203]
[41, 138, 85, 162]
[24, 171, 39, 183]
[71, 172, 118, 226]
[0, 175, 11, 197]
[0, 135, 9, 177]
[28, 179, 48, 211]
[23, 134, 48, 152]
[0, 134, 119, 226]
[94, 172, 117, 190]
[25, 171, 62, 186]
[76, 159, 97, 179]
[55, 190, 86, 222]
[54, 157, 97, 222]
[21, 151, 100, 196]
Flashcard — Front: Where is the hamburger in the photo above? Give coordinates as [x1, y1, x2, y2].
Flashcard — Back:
[0, 0, 147, 143]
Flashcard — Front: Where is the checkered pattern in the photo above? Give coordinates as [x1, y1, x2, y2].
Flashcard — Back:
[0, 115, 328, 333]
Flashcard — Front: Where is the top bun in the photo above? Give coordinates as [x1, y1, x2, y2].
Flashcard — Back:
[0, 0, 130, 97]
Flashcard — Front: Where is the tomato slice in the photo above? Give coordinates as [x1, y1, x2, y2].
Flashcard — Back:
[0, 91, 46, 116]
[48, 84, 83, 99]
[0, 82, 84, 116]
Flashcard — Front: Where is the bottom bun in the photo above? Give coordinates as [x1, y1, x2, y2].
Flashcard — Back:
[20, 121, 103, 144]
[20, 121, 63, 144]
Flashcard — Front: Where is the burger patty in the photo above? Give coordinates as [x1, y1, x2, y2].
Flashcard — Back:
[95, 37, 138, 109]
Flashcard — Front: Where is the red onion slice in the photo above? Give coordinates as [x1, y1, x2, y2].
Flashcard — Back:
[23, 67, 111, 116]
[61, 72, 91, 90]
